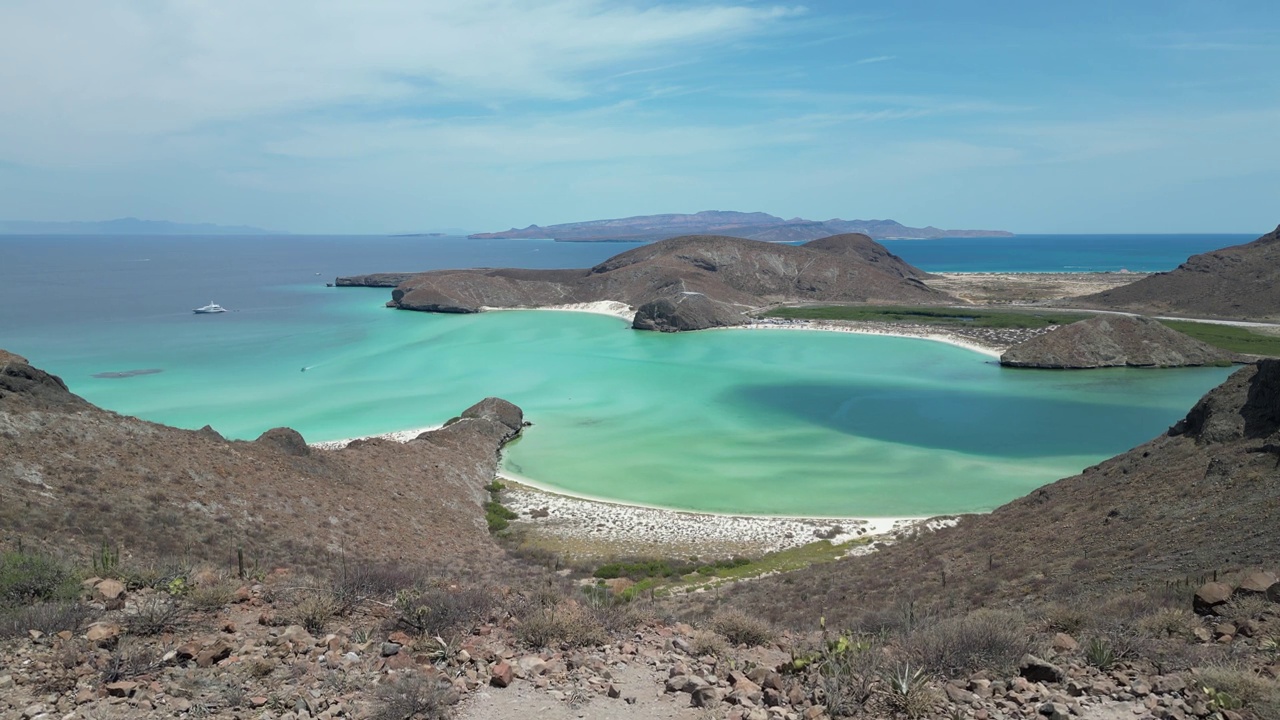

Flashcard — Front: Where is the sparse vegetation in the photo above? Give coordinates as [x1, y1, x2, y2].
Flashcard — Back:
[370, 672, 456, 720]
[902, 608, 1029, 678]
[708, 607, 774, 647]
[764, 304, 1090, 329]
[516, 600, 607, 649]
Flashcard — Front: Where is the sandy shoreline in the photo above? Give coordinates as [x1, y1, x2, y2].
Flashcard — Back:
[309, 425, 943, 557]
[497, 473, 943, 559]
[484, 301, 1011, 357]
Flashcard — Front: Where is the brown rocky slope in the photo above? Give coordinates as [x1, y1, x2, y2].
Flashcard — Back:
[0, 350, 523, 570]
[339, 234, 955, 332]
[1074, 225, 1280, 321]
[723, 359, 1280, 630]
[999, 315, 1234, 369]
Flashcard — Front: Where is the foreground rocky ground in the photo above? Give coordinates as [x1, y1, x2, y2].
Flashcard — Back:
[2, 565, 1278, 720]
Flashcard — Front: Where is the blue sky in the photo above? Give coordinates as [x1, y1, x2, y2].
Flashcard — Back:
[0, 1, 1276, 234]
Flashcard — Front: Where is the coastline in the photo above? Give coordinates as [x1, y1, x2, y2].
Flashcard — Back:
[496, 472, 944, 560]
[483, 301, 1011, 357]
[308, 424, 943, 559]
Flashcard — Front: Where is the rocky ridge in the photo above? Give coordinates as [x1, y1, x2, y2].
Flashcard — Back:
[340, 234, 954, 332]
[999, 315, 1234, 369]
[0, 349, 524, 567]
[1075, 225, 1280, 321]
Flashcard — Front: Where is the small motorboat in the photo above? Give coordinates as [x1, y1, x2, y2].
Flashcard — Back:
[193, 302, 227, 314]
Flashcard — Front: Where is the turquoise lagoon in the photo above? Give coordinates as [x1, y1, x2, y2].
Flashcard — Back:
[12, 284, 1234, 518]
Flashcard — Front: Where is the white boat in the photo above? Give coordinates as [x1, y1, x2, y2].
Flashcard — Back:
[193, 302, 227, 314]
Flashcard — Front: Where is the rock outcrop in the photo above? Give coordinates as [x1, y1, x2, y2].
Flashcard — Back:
[1074, 225, 1280, 321]
[999, 315, 1233, 368]
[342, 234, 954, 331]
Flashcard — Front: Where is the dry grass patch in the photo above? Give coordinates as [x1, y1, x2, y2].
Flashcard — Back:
[516, 601, 607, 649]
[903, 608, 1030, 678]
[709, 608, 774, 647]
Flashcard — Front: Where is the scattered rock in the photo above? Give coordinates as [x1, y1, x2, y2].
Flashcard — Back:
[1194, 582, 1234, 615]
[1020, 654, 1065, 684]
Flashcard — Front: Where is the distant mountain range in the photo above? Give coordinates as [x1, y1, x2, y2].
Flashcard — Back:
[469, 210, 1012, 242]
[0, 217, 281, 235]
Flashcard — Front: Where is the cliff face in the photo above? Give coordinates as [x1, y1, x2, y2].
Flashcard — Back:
[360, 234, 954, 331]
[0, 350, 523, 569]
[724, 360, 1280, 627]
[999, 315, 1233, 369]
[1074, 225, 1280, 321]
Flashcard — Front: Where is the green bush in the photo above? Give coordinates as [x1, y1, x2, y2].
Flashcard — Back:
[0, 550, 79, 607]
[484, 501, 518, 533]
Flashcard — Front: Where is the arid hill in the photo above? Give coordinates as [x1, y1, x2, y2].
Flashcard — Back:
[340, 234, 955, 331]
[1000, 315, 1233, 369]
[467, 210, 1011, 242]
[723, 360, 1280, 629]
[0, 350, 523, 570]
[1074, 225, 1280, 321]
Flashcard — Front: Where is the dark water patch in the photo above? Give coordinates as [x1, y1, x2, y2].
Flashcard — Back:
[92, 368, 163, 379]
[722, 381, 1180, 458]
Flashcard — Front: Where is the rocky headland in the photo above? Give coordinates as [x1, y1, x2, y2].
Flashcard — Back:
[338, 233, 955, 332]
[0, 349, 525, 567]
[1073, 225, 1280, 321]
[999, 315, 1234, 369]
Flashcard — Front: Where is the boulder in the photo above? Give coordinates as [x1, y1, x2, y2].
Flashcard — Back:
[1019, 654, 1065, 684]
[92, 578, 126, 603]
[1194, 582, 1234, 615]
[490, 661, 514, 688]
[1268, 582, 1280, 604]
[1235, 570, 1280, 597]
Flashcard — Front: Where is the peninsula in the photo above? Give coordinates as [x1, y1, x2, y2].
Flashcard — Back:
[469, 210, 1012, 242]
[338, 233, 956, 331]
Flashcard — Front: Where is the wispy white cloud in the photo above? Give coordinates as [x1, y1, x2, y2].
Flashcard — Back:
[855, 55, 896, 64]
[0, 0, 802, 163]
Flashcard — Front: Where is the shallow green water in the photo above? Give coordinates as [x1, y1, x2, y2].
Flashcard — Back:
[24, 286, 1233, 518]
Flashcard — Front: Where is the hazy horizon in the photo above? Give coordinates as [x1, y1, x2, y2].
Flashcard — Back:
[1, 1, 1276, 235]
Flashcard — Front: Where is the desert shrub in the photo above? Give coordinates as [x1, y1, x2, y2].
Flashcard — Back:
[516, 602, 607, 649]
[710, 608, 774, 647]
[371, 672, 457, 720]
[690, 631, 728, 657]
[0, 601, 96, 638]
[99, 640, 163, 682]
[1221, 595, 1274, 622]
[184, 580, 237, 611]
[1041, 603, 1091, 634]
[880, 663, 935, 719]
[1136, 607, 1202, 640]
[126, 595, 188, 636]
[333, 562, 423, 605]
[1198, 666, 1280, 720]
[290, 591, 340, 635]
[0, 550, 79, 607]
[394, 585, 496, 638]
[903, 609, 1028, 678]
